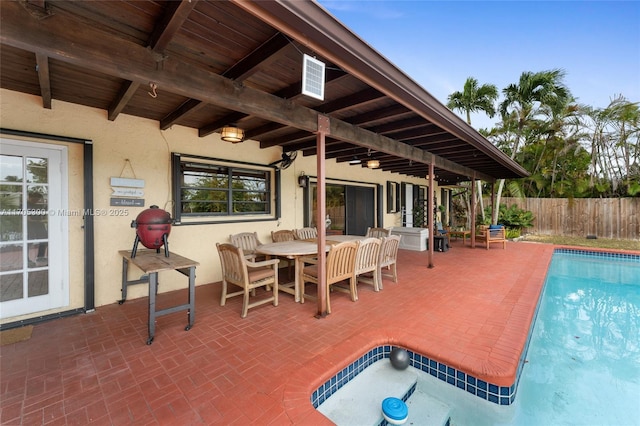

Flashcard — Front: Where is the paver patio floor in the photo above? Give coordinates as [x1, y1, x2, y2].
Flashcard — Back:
[1, 240, 561, 425]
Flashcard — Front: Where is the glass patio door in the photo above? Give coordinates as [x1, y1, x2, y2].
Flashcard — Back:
[0, 139, 68, 319]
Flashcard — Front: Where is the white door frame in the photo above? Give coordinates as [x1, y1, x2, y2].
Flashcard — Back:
[0, 138, 69, 318]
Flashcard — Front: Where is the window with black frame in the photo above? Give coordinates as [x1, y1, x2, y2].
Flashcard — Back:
[172, 154, 273, 223]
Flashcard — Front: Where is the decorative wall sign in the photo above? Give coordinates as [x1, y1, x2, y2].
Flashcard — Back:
[111, 198, 145, 207]
[110, 177, 144, 188]
[112, 187, 144, 197]
[110, 159, 145, 205]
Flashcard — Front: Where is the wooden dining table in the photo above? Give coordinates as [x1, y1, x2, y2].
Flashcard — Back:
[256, 235, 368, 303]
[256, 240, 328, 303]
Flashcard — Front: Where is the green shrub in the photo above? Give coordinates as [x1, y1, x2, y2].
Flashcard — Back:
[480, 203, 535, 231]
[505, 228, 521, 239]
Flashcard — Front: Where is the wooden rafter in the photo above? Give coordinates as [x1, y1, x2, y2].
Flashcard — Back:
[35, 52, 51, 109]
[1, 0, 498, 182]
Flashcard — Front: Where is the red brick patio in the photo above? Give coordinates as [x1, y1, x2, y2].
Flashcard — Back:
[1, 240, 562, 425]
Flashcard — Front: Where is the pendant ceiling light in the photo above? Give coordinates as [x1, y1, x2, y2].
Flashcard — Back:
[220, 124, 245, 143]
[349, 156, 361, 165]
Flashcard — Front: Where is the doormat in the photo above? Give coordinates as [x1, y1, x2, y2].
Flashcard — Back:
[0, 325, 33, 346]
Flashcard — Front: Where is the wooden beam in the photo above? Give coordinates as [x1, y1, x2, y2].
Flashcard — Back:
[109, 1, 196, 122]
[161, 99, 207, 130]
[252, 88, 382, 142]
[316, 87, 384, 114]
[199, 66, 349, 138]
[148, 0, 198, 53]
[0, 1, 492, 181]
[108, 81, 140, 121]
[223, 33, 290, 80]
[35, 53, 51, 109]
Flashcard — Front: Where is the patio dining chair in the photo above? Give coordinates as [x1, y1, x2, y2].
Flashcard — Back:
[216, 243, 279, 318]
[295, 227, 318, 240]
[229, 231, 263, 260]
[271, 229, 297, 279]
[377, 235, 401, 287]
[300, 240, 359, 313]
[271, 229, 296, 242]
[353, 237, 382, 293]
[365, 227, 390, 238]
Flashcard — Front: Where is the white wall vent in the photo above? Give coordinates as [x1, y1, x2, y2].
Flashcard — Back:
[301, 54, 325, 100]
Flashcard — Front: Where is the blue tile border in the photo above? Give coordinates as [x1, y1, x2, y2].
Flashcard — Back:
[554, 248, 640, 262]
[311, 345, 517, 409]
[312, 249, 637, 412]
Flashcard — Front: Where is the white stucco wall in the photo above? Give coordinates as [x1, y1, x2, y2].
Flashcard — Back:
[1, 88, 436, 322]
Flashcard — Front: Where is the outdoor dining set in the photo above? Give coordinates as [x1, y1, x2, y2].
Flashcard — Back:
[216, 227, 401, 318]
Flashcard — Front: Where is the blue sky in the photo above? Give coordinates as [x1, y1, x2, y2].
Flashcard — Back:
[317, 1, 640, 130]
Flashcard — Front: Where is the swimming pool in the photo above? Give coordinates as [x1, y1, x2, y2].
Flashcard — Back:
[511, 249, 640, 425]
[314, 249, 640, 425]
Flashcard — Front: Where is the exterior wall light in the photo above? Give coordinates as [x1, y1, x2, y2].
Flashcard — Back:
[367, 159, 380, 169]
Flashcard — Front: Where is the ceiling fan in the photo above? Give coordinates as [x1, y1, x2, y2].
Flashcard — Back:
[269, 151, 298, 170]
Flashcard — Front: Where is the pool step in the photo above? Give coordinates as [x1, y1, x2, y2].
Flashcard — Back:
[317, 360, 418, 425]
[405, 388, 451, 426]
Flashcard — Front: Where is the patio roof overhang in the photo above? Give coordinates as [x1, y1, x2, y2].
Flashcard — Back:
[0, 0, 529, 185]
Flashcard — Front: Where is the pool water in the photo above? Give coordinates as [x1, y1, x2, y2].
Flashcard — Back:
[510, 251, 640, 425]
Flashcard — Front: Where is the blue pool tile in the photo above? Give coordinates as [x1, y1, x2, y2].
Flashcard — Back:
[312, 345, 521, 411]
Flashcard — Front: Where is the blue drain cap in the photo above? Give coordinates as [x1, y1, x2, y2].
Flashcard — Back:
[381, 397, 408, 424]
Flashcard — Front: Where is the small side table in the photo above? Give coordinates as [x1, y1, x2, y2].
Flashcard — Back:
[118, 249, 199, 345]
[449, 230, 471, 244]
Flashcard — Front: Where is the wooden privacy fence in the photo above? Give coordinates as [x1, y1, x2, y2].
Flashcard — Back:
[498, 197, 640, 240]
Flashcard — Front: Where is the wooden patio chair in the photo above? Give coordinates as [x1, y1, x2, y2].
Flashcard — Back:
[377, 235, 401, 287]
[299, 240, 359, 313]
[353, 237, 382, 293]
[229, 231, 263, 260]
[271, 229, 296, 279]
[216, 243, 279, 318]
[271, 229, 296, 242]
[365, 227, 390, 238]
[476, 225, 507, 249]
[295, 227, 318, 240]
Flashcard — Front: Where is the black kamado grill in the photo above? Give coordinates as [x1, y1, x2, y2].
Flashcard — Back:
[130, 205, 172, 257]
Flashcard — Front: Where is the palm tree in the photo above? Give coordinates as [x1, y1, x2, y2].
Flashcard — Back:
[447, 77, 498, 125]
[447, 77, 498, 225]
[492, 69, 573, 222]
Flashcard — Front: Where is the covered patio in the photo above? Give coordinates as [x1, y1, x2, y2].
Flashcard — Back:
[1, 0, 530, 322]
[0, 240, 554, 424]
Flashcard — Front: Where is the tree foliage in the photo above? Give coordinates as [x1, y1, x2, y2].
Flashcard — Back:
[448, 71, 639, 206]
